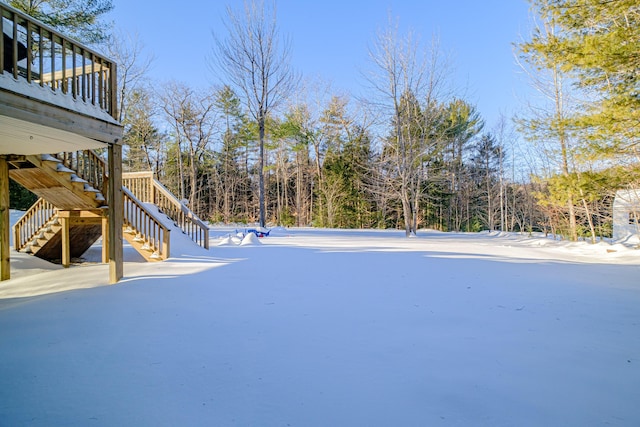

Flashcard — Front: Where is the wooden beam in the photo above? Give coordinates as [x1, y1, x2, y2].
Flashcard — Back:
[58, 209, 106, 219]
[108, 143, 123, 283]
[0, 89, 123, 145]
[5, 155, 26, 163]
[0, 156, 10, 281]
[35, 63, 109, 85]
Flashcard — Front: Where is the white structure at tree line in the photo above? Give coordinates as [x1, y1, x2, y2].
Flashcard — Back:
[612, 189, 640, 243]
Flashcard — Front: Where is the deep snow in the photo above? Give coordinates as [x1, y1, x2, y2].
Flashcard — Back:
[1, 211, 639, 426]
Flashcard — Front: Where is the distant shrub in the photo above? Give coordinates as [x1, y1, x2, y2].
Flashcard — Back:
[9, 181, 37, 211]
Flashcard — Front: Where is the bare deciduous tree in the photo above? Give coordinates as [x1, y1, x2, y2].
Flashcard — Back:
[160, 82, 217, 217]
[365, 18, 450, 236]
[211, 0, 298, 227]
[105, 30, 154, 123]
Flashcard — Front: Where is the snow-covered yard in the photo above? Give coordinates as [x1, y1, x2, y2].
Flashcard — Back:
[1, 217, 639, 426]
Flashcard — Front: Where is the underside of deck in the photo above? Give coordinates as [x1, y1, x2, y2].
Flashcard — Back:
[0, 83, 121, 154]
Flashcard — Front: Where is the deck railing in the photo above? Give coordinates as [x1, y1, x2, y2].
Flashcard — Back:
[0, 3, 117, 119]
[12, 198, 56, 251]
[123, 187, 170, 259]
[123, 171, 210, 249]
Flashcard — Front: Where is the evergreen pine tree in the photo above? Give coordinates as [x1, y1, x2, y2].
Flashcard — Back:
[8, 0, 114, 44]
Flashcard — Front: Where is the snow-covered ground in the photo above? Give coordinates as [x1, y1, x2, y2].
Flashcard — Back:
[1, 211, 639, 426]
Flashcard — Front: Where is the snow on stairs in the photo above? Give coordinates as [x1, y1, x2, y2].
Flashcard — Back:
[23, 216, 61, 256]
[38, 154, 106, 208]
[118, 186, 175, 262]
[122, 225, 166, 262]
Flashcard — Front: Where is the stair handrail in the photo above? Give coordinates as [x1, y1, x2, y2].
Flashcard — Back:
[123, 187, 170, 259]
[152, 180, 210, 250]
[122, 171, 210, 250]
[12, 198, 57, 252]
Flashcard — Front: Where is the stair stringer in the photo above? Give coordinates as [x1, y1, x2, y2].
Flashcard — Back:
[8, 154, 106, 210]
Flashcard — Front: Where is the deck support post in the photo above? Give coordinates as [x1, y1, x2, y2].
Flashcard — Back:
[60, 216, 70, 268]
[108, 143, 123, 284]
[0, 156, 10, 281]
[101, 215, 108, 264]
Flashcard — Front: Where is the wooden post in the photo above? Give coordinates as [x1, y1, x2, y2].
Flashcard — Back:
[60, 215, 70, 268]
[109, 63, 118, 121]
[149, 173, 154, 205]
[162, 228, 170, 260]
[108, 143, 123, 283]
[0, 156, 10, 281]
[101, 214, 108, 264]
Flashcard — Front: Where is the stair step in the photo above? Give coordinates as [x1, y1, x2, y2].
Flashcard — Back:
[70, 174, 88, 183]
[70, 182, 86, 192]
[56, 163, 75, 173]
[42, 227, 56, 236]
[41, 154, 62, 163]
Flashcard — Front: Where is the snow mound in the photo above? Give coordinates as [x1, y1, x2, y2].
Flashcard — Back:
[218, 235, 243, 246]
[217, 236, 234, 246]
[240, 232, 262, 246]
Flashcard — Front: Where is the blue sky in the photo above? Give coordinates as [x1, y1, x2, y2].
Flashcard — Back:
[109, 0, 532, 130]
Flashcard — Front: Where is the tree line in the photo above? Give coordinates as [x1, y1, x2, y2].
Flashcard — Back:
[117, 3, 541, 235]
[8, 0, 639, 240]
[122, 81, 541, 234]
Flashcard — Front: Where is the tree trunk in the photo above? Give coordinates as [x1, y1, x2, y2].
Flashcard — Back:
[401, 194, 413, 236]
[177, 139, 185, 201]
[189, 150, 198, 215]
[258, 116, 266, 227]
[579, 190, 597, 244]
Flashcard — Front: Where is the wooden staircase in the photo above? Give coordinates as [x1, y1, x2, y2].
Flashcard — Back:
[10, 152, 109, 262]
[8, 154, 105, 210]
[121, 187, 170, 262]
[9, 150, 194, 264]
[12, 198, 105, 261]
[123, 171, 209, 250]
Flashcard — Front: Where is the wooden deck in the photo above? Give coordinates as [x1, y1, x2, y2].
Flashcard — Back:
[0, 3, 124, 283]
[0, 5, 120, 154]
